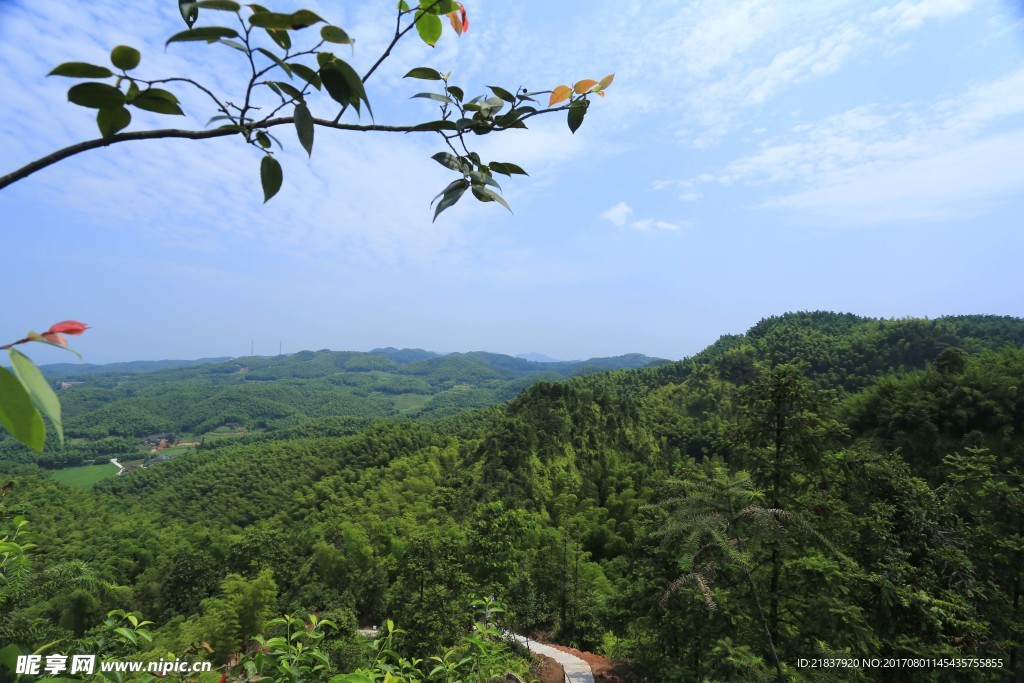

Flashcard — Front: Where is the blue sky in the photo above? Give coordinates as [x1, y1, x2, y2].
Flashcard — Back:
[1, 0, 1023, 364]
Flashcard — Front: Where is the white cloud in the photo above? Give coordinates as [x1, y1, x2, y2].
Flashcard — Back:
[600, 202, 634, 227]
[600, 202, 686, 232]
[763, 130, 1024, 225]
[630, 219, 687, 232]
[682, 65, 1024, 226]
[550, 0, 986, 149]
[872, 0, 975, 34]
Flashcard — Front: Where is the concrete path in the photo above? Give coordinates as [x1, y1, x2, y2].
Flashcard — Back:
[507, 633, 594, 683]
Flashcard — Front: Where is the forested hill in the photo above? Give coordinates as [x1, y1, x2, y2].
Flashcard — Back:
[0, 348, 667, 469]
[2, 312, 1023, 682]
[38, 357, 233, 377]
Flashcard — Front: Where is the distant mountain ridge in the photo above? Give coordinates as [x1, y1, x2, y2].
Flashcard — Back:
[515, 352, 564, 363]
[39, 357, 233, 377]
[40, 349, 667, 380]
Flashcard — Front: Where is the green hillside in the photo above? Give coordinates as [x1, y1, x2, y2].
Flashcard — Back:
[0, 349, 667, 471]
[2, 313, 1022, 682]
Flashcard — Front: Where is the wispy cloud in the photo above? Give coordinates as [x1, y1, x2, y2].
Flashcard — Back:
[871, 0, 976, 34]
[600, 202, 634, 227]
[652, 61, 1024, 226]
[552, 0, 979, 148]
[600, 202, 686, 231]
[763, 130, 1024, 225]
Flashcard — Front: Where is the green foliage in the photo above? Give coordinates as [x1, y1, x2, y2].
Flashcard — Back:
[184, 570, 278, 664]
[2, 312, 1023, 681]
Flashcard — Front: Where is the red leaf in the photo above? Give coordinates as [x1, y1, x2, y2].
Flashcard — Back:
[45, 320, 89, 335]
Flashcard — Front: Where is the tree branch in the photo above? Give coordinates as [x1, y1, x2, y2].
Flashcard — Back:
[0, 118, 417, 191]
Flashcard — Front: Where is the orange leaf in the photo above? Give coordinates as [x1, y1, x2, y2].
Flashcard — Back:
[598, 73, 615, 90]
[573, 79, 598, 94]
[447, 3, 468, 35]
[41, 332, 68, 347]
[548, 85, 572, 107]
[447, 10, 463, 35]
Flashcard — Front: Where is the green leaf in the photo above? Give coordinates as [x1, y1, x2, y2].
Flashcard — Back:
[178, 0, 199, 28]
[404, 67, 443, 80]
[294, 103, 314, 156]
[415, 11, 442, 46]
[110, 45, 141, 71]
[432, 179, 468, 221]
[248, 11, 292, 29]
[256, 131, 271, 148]
[219, 38, 247, 51]
[407, 120, 458, 132]
[321, 25, 351, 44]
[289, 63, 321, 89]
[567, 99, 588, 134]
[67, 82, 125, 109]
[197, 0, 241, 10]
[488, 85, 516, 103]
[266, 28, 291, 50]
[412, 92, 453, 104]
[48, 62, 114, 79]
[490, 161, 528, 176]
[131, 89, 184, 115]
[431, 152, 463, 171]
[274, 81, 305, 101]
[114, 628, 137, 645]
[165, 26, 239, 45]
[0, 366, 45, 452]
[135, 88, 179, 103]
[0, 646, 23, 676]
[9, 349, 62, 447]
[255, 47, 293, 78]
[320, 59, 370, 117]
[469, 170, 500, 190]
[471, 185, 512, 213]
[479, 97, 505, 117]
[287, 9, 324, 28]
[420, 0, 459, 14]
[328, 675, 374, 683]
[96, 106, 131, 137]
[446, 85, 464, 102]
[249, 10, 323, 30]
[260, 155, 282, 202]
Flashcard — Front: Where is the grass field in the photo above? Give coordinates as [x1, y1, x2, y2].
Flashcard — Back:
[392, 393, 431, 413]
[201, 426, 251, 443]
[150, 445, 195, 457]
[50, 463, 119, 489]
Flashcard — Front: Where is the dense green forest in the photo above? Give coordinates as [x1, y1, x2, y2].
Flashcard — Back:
[2, 312, 1023, 682]
[0, 349, 665, 472]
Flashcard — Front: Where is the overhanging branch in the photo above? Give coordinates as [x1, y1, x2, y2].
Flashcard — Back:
[0, 118, 415, 191]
